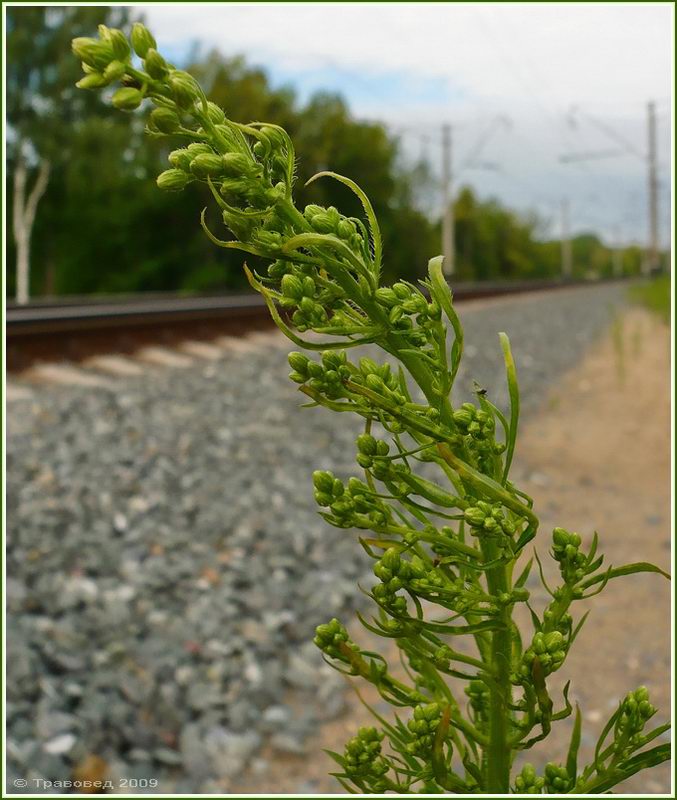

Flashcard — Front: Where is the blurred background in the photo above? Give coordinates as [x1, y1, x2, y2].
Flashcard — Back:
[5, 3, 673, 797]
[5, 3, 672, 302]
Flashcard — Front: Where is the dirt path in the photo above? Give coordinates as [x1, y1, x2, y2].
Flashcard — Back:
[232, 306, 671, 794]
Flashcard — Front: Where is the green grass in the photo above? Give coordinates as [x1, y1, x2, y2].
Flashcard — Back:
[629, 274, 671, 323]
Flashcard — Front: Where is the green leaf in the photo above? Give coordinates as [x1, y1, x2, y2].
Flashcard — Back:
[566, 704, 582, 780]
[514, 557, 533, 588]
[580, 561, 670, 590]
[427, 256, 464, 384]
[323, 749, 346, 768]
[282, 231, 372, 282]
[333, 775, 359, 794]
[306, 170, 382, 279]
[498, 331, 519, 483]
[569, 610, 590, 646]
[582, 743, 671, 793]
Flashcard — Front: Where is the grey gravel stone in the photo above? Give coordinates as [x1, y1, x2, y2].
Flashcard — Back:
[6, 284, 625, 791]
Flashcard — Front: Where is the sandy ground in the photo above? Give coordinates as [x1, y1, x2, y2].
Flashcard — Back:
[232, 306, 671, 795]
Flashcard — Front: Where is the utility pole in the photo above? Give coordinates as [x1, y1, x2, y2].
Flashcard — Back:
[560, 198, 572, 279]
[646, 100, 659, 274]
[561, 103, 661, 276]
[441, 124, 454, 277]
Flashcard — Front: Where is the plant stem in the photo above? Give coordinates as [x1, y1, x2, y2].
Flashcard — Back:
[481, 540, 513, 793]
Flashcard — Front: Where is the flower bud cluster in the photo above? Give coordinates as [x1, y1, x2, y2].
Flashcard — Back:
[513, 763, 545, 794]
[304, 205, 365, 253]
[453, 403, 495, 440]
[543, 762, 573, 793]
[313, 618, 360, 662]
[517, 630, 567, 682]
[452, 402, 506, 474]
[464, 501, 516, 553]
[465, 679, 489, 717]
[343, 727, 390, 790]
[278, 273, 331, 330]
[352, 358, 406, 405]
[375, 283, 440, 347]
[616, 686, 656, 745]
[406, 703, 442, 757]
[542, 607, 573, 636]
[552, 527, 587, 583]
[73, 24, 133, 91]
[355, 433, 409, 485]
[312, 471, 388, 530]
[372, 547, 420, 614]
[288, 350, 349, 398]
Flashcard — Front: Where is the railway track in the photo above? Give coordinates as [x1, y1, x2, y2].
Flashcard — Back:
[6, 278, 623, 373]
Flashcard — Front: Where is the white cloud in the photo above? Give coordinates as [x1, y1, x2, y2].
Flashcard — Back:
[137, 2, 672, 244]
[141, 3, 671, 114]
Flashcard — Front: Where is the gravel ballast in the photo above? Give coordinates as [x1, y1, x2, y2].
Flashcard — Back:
[7, 283, 625, 793]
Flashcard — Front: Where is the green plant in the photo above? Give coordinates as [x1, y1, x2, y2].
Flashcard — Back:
[73, 24, 671, 793]
[629, 275, 671, 324]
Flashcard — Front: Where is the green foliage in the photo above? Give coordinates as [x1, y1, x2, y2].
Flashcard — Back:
[629, 275, 671, 322]
[74, 26, 671, 793]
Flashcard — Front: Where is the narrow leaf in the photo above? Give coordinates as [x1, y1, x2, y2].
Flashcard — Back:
[514, 557, 534, 588]
[428, 256, 464, 383]
[499, 331, 519, 483]
[580, 561, 670, 590]
[566, 704, 582, 780]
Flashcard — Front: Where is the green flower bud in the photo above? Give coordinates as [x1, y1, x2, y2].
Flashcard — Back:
[76, 72, 108, 90]
[303, 204, 324, 220]
[288, 352, 309, 375]
[544, 631, 564, 652]
[464, 507, 486, 528]
[313, 470, 335, 493]
[309, 213, 335, 234]
[389, 306, 404, 324]
[168, 149, 192, 172]
[221, 152, 253, 177]
[281, 274, 303, 300]
[375, 287, 398, 307]
[144, 48, 169, 79]
[111, 87, 144, 111]
[103, 60, 127, 82]
[169, 70, 200, 109]
[337, 219, 355, 239]
[206, 101, 226, 124]
[453, 408, 474, 427]
[156, 169, 192, 191]
[392, 282, 411, 300]
[381, 548, 401, 573]
[356, 434, 377, 456]
[72, 37, 115, 70]
[107, 29, 131, 62]
[189, 153, 225, 179]
[130, 22, 157, 58]
[151, 107, 181, 134]
[186, 142, 213, 157]
[365, 374, 385, 393]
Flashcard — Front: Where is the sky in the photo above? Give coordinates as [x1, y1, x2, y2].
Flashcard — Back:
[140, 2, 673, 246]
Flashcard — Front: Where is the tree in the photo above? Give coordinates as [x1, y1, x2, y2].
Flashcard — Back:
[6, 5, 131, 302]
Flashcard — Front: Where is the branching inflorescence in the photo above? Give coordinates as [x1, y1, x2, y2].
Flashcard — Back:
[73, 24, 671, 793]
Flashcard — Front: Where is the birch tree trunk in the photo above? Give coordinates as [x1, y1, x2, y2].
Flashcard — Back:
[12, 145, 51, 305]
